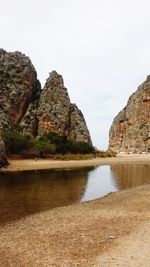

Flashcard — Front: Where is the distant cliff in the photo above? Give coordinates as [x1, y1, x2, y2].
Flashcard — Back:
[109, 75, 150, 153]
[0, 49, 91, 167]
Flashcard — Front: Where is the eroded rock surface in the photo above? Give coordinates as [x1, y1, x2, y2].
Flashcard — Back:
[67, 104, 92, 144]
[36, 71, 91, 144]
[109, 75, 150, 153]
[0, 49, 40, 166]
[0, 49, 40, 125]
[0, 50, 91, 166]
[37, 71, 70, 136]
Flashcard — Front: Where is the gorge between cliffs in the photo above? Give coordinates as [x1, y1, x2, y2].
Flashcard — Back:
[0, 48, 150, 267]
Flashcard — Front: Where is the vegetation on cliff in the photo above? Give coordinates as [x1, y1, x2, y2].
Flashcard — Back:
[3, 130, 116, 160]
[0, 49, 92, 166]
[3, 131, 96, 158]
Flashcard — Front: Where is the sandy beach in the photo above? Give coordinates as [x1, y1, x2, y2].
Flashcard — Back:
[1, 154, 150, 172]
[0, 155, 150, 266]
[0, 184, 149, 266]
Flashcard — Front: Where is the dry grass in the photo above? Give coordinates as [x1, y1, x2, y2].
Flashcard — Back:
[7, 150, 117, 161]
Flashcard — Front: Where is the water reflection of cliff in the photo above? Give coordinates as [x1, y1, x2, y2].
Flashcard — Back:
[0, 168, 92, 225]
[110, 164, 150, 190]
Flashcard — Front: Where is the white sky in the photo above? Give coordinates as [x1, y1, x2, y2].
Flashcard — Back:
[1, 0, 150, 149]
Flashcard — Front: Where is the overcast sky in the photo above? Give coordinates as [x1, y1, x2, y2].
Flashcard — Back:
[1, 0, 150, 149]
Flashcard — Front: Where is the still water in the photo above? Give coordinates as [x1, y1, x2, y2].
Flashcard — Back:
[0, 164, 150, 224]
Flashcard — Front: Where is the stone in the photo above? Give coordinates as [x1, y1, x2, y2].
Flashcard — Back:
[0, 51, 92, 167]
[109, 76, 150, 153]
[0, 49, 40, 125]
[0, 133, 8, 167]
[36, 71, 92, 144]
[0, 49, 40, 166]
[66, 104, 92, 144]
[37, 71, 70, 136]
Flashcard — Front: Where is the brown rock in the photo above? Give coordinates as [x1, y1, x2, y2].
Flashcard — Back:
[0, 54, 92, 167]
[0, 49, 40, 166]
[66, 104, 92, 144]
[37, 71, 70, 136]
[37, 71, 92, 144]
[109, 76, 150, 153]
[0, 49, 40, 125]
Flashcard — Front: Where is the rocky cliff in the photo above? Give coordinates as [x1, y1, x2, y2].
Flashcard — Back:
[0, 49, 40, 166]
[21, 70, 91, 144]
[37, 71, 70, 136]
[0, 49, 91, 166]
[109, 75, 150, 153]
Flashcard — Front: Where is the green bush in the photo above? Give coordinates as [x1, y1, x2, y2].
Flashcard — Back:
[32, 140, 56, 157]
[39, 132, 66, 145]
[39, 132, 97, 154]
[3, 130, 97, 157]
[57, 141, 97, 154]
[3, 131, 32, 154]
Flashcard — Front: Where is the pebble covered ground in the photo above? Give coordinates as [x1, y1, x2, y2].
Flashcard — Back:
[0, 183, 149, 266]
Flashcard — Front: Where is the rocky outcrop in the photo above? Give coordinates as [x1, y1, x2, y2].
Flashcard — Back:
[37, 71, 70, 136]
[36, 71, 91, 144]
[0, 49, 41, 166]
[109, 75, 150, 153]
[67, 104, 91, 144]
[0, 49, 40, 125]
[0, 133, 8, 167]
[0, 50, 92, 166]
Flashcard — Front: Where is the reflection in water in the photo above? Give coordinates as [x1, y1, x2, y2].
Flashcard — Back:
[0, 168, 91, 225]
[0, 164, 150, 225]
[110, 164, 150, 190]
[81, 166, 117, 201]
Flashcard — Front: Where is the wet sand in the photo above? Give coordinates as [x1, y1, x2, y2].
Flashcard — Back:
[1, 154, 150, 172]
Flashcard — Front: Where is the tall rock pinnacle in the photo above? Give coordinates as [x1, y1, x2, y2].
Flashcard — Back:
[37, 71, 92, 144]
[0, 50, 92, 167]
[37, 71, 70, 136]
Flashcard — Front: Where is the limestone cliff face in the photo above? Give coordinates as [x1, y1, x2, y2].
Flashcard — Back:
[35, 71, 91, 144]
[67, 104, 92, 144]
[20, 71, 91, 144]
[37, 71, 70, 136]
[109, 75, 150, 153]
[0, 49, 40, 125]
[0, 49, 40, 166]
[0, 49, 92, 166]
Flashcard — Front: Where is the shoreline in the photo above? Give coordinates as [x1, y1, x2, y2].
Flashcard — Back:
[1, 154, 150, 172]
[0, 184, 149, 266]
[0, 155, 150, 265]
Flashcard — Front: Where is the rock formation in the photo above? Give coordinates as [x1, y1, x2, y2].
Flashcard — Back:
[0, 49, 40, 166]
[37, 71, 70, 136]
[67, 104, 91, 143]
[21, 70, 91, 144]
[109, 75, 150, 153]
[0, 49, 92, 167]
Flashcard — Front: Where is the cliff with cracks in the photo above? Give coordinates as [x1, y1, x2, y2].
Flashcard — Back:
[0, 49, 92, 167]
[109, 75, 150, 153]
